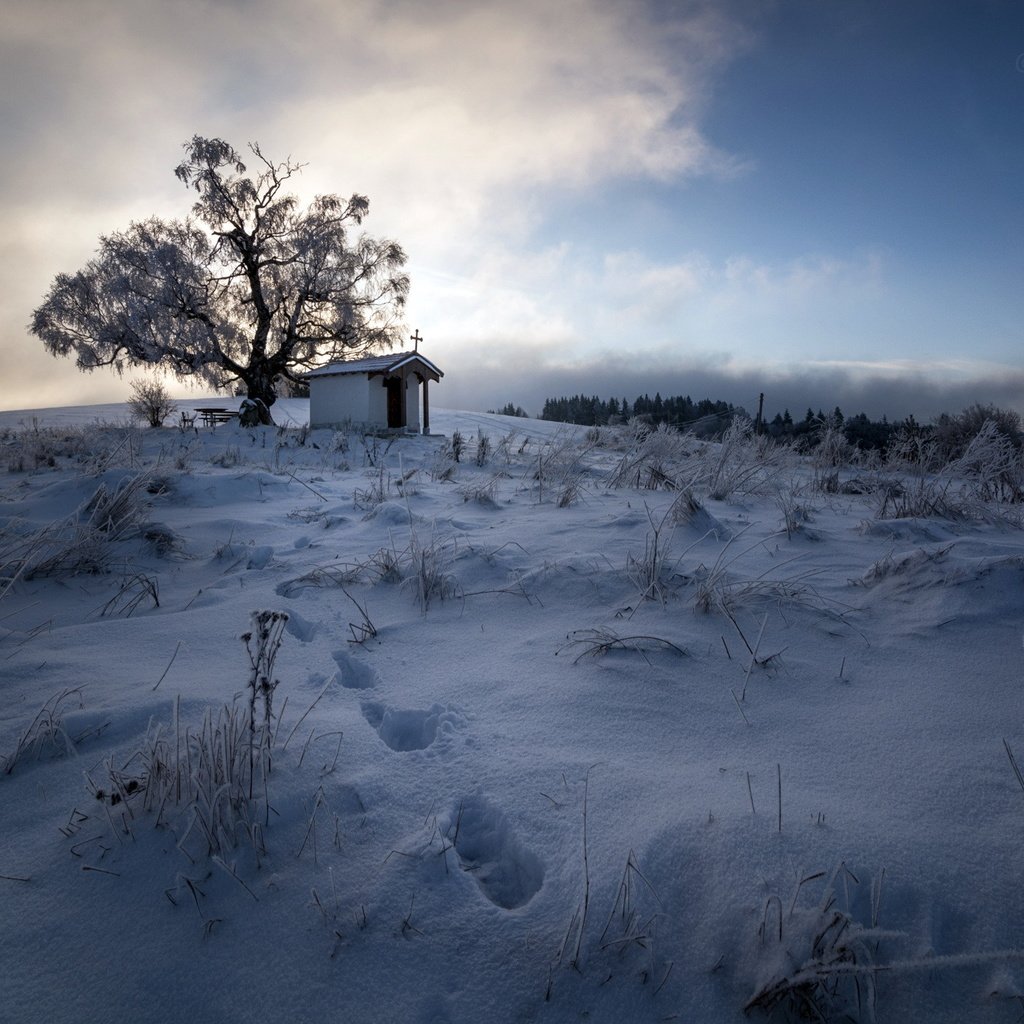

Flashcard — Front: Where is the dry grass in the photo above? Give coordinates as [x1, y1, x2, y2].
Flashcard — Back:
[557, 628, 686, 664]
[607, 422, 693, 491]
[745, 865, 884, 1021]
[701, 419, 788, 501]
[626, 505, 680, 603]
[0, 472, 154, 600]
[83, 611, 289, 865]
[1, 687, 85, 775]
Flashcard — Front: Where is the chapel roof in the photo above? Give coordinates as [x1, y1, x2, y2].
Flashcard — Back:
[306, 351, 443, 380]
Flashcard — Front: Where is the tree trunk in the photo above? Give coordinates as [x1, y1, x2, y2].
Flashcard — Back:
[242, 364, 277, 424]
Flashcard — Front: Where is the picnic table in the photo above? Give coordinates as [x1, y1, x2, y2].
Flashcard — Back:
[195, 407, 239, 427]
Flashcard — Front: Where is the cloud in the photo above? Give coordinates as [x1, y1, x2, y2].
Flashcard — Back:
[436, 343, 1024, 424]
[412, 242, 889, 376]
[283, 0, 746, 250]
[1, 0, 751, 411]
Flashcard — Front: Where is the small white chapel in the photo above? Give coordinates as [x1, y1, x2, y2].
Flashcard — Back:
[306, 347, 443, 434]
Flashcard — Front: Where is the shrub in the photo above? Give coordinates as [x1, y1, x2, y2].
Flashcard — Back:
[127, 378, 176, 428]
[933, 403, 1022, 461]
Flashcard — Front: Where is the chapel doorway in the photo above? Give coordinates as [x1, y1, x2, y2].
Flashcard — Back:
[386, 377, 404, 428]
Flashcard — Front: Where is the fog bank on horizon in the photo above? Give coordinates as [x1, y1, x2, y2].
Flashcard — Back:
[440, 356, 1024, 425]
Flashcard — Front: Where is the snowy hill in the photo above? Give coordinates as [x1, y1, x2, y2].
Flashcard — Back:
[2, 401, 1024, 1023]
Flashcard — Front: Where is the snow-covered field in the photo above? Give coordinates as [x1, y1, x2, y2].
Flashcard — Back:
[2, 400, 1024, 1023]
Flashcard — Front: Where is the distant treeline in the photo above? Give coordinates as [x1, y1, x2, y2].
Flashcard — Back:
[540, 393, 735, 433]
[488, 402, 530, 418]
[766, 407, 904, 449]
[539, 393, 1022, 456]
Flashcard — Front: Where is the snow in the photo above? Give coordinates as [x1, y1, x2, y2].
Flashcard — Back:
[2, 400, 1024, 1023]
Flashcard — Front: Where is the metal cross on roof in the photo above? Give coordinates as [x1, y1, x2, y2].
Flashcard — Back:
[411, 329, 422, 352]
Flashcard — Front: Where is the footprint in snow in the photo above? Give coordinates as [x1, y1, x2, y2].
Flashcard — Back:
[284, 611, 318, 642]
[360, 701, 461, 752]
[332, 649, 379, 689]
[451, 794, 544, 910]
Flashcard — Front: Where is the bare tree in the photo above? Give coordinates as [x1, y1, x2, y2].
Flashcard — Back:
[31, 136, 409, 424]
[127, 378, 176, 427]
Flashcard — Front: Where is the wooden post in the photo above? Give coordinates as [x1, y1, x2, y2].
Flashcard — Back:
[422, 378, 430, 434]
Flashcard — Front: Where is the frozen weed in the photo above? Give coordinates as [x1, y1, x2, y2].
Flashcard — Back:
[100, 571, 160, 617]
[557, 628, 686, 664]
[143, 523, 186, 558]
[84, 611, 289, 864]
[280, 553, 381, 594]
[321, 431, 351, 471]
[702, 418, 787, 501]
[85, 472, 153, 535]
[361, 434, 395, 468]
[495, 430, 519, 464]
[1, 472, 153, 590]
[548, 841, 669, 998]
[341, 585, 378, 644]
[430, 451, 457, 482]
[594, 849, 669, 990]
[741, 862, 1020, 1022]
[344, 525, 462, 611]
[948, 420, 1024, 504]
[531, 429, 595, 506]
[458, 474, 502, 505]
[745, 864, 887, 1021]
[1, 687, 85, 775]
[856, 543, 955, 586]
[475, 430, 491, 466]
[367, 542, 403, 583]
[873, 427, 1023, 523]
[287, 505, 330, 525]
[449, 430, 465, 463]
[626, 505, 679, 603]
[668, 488, 703, 525]
[402, 526, 461, 612]
[667, 487, 732, 539]
[210, 445, 243, 469]
[243, 610, 288, 766]
[775, 487, 816, 540]
[172, 440, 200, 472]
[354, 462, 393, 509]
[798, 416, 855, 495]
[81, 427, 143, 474]
[3, 423, 92, 471]
[691, 529, 827, 617]
[876, 476, 965, 521]
[607, 422, 692, 490]
[1, 514, 103, 591]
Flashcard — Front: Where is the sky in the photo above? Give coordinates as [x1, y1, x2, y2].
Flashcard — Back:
[2, 0, 1023, 421]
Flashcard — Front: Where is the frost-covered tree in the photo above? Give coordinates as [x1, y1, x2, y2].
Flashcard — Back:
[31, 136, 409, 424]
[126, 378, 175, 428]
